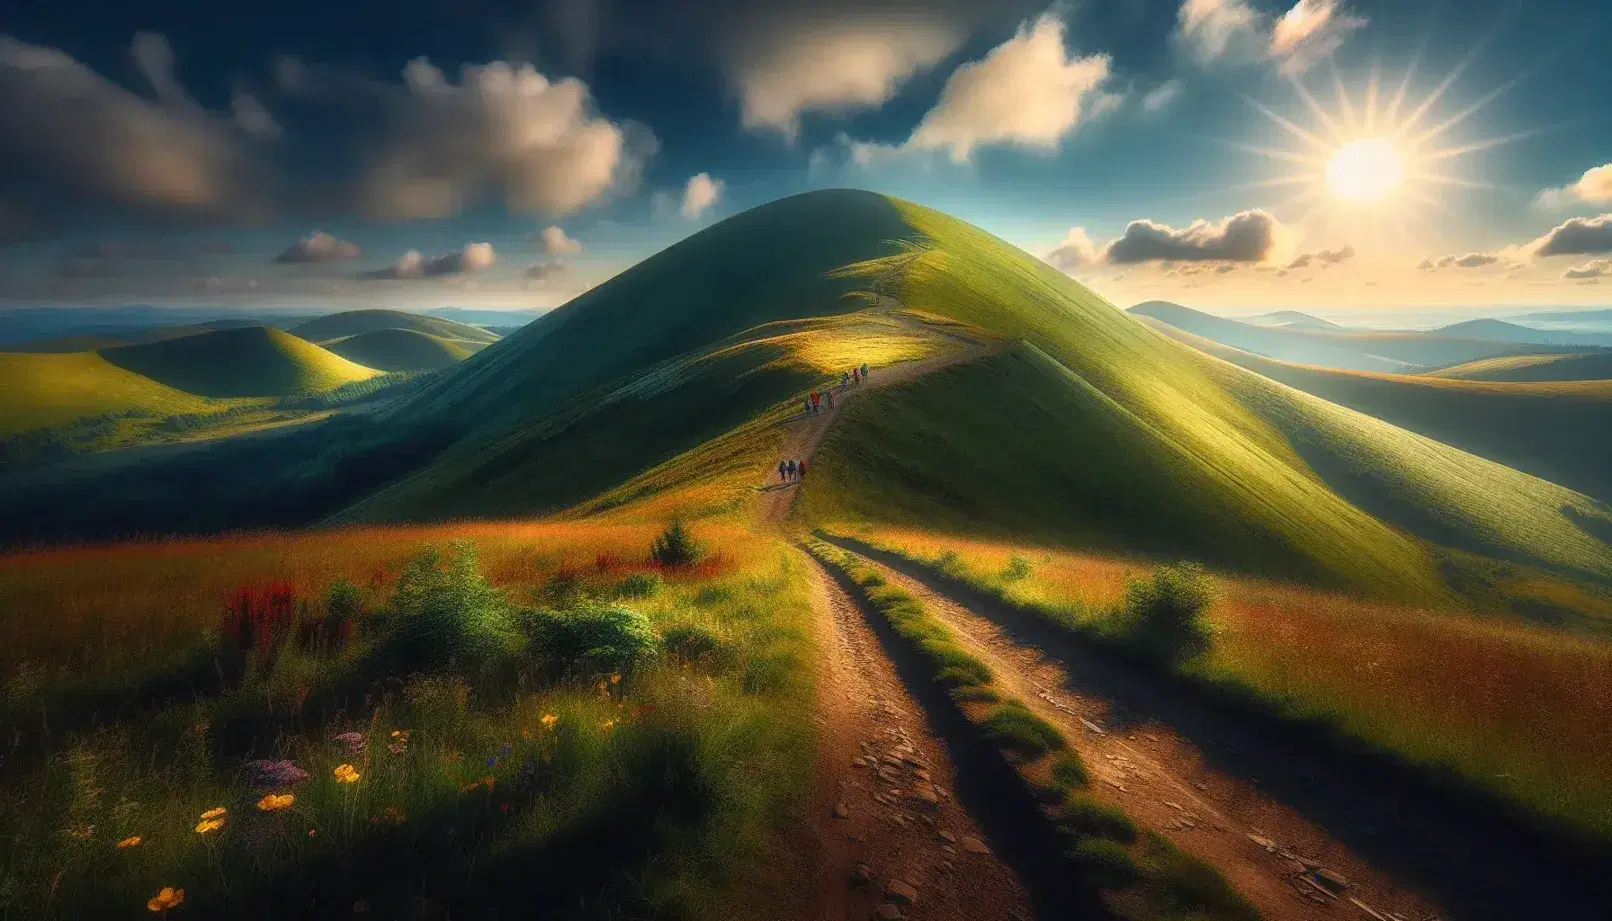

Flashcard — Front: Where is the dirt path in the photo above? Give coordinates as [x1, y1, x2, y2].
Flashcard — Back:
[755, 315, 989, 526]
[786, 552, 1033, 921]
[837, 548, 1444, 921]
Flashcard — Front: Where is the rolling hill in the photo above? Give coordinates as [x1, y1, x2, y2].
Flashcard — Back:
[1242, 310, 1346, 330]
[101, 326, 380, 398]
[333, 189, 1612, 625]
[1434, 318, 1612, 348]
[0, 351, 217, 437]
[322, 328, 488, 372]
[1428, 352, 1612, 382]
[1128, 301, 1574, 372]
[291, 309, 500, 346]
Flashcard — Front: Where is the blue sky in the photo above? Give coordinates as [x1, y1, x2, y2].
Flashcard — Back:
[0, 0, 1608, 314]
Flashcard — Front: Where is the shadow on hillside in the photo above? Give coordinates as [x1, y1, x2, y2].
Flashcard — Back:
[811, 552, 1110, 921]
[827, 535, 1612, 920]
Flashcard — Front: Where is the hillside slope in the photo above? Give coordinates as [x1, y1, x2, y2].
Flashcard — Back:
[0, 351, 217, 437]
[323, 328, 486, 371]
[1129, 301, 1564, 372]
[1141, 322, 1612, 504]
[1428, 352, 1612, 382]
[340, 189, 1612, 618]
[102, 326, 380, 398]
[291, 309, 499, 345]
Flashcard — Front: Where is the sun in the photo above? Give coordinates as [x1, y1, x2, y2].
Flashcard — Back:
[1325, 138, 1403, 202]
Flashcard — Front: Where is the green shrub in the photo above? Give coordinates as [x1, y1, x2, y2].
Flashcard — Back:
[382, 543, 520, 672]
[743, 655, 794, 694]
[1069, 837, 1140, 889]
[650, 520, 703, 568]
[1001, 554, 1034, 582]
[935, 550, 962, 573]
[1050, 750, 1089, 789]
[693, 585, 734, 607]
[615, 572, 663, 599]
[524, 601, 659, 677]
[541, 568, 589, 609]
[1121, 561, 1213, 661]
[1055, 794, 1137, 844]
[934, 660, 992, 688]
[661, 624, 735, 673]
[1149, 838, 1260, 918]
[980, 701, 1066, 759]
[949, 685, 1000, 703]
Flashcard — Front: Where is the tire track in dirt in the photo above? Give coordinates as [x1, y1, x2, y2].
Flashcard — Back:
[785, 551, 1034, 921]
[831, 545, 1447, 921]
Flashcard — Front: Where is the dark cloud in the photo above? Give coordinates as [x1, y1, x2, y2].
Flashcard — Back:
[1528, 214, 1612, 258]
[525, 260, 569, 281]
[274, 231, 360, 263]
[1286, 244, 1354, 269]
[365, 243, 496, 280]
[1102, 209, 1283, 264]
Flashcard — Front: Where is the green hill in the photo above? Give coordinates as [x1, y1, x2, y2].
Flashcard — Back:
[1140, 322, 1612, 504]
[322, 328, 487, 372]
[1128, 301, 1567, 372]
[292, 309, 500, 346]
[0, 351, 217, 437]
[102, 326, 380, 398]
[332, 190, 1611, 625]
[1428, 352, 1612, 382]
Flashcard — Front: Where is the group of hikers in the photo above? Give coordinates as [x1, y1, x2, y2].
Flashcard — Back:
[778, 458, 808, 482]
[801, 362, 871, 417]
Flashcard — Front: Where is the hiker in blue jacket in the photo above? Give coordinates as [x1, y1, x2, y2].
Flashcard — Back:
[787, 459, 797, 480]
[778, 460, 787, 482]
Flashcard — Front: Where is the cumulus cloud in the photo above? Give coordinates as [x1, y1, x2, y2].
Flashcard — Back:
[0, 33, 268, 220]
[1141, 80, 1182, 113]
[1102, 209, 1285, 264]
[1419, 252, 1500, 269]
[1564, 259, 1611, 279]
[1269, 0, 1367, 76]
[351, 58, 653, 220]
[274, 231, 360, 263]
[539, 225, 583, 255]
[367, 242, 496, 280]
[1286, 244, 1354, 269]
[1045, 227, 1098, 271]
[526, 260, 569, 281]
[730, 20, 960, 141]
[1175, 0, 1364, 75]
[906, 15, 1114, 163]
[1536, 164, 1612, 209]
[1526, 214, 1612, 258]
[681, 172, 725, 219]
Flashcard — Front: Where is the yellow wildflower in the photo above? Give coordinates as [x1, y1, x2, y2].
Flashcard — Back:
[333, 764, 361, 784]
[257, 793, 295, 812]
[599, 719, 616, 732]
[609, 673, 622, 685]
[117, 836, 142, 849]
[147, 887, 185, 912]
[390, 729, 410, 741]
[540, 713, 558, 729]
[199, 807, 226, 821]
[195, 817, 226, 835]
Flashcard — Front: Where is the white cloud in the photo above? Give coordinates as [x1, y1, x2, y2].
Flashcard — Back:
[731, 21, 960, 142]
[1141, 80, 1182, 113]
[526, 260, 569, 281]
[1045, 227, 1098, 271]
[1419, 252, 1501, 269]
[540, 225, 583, 255]
[907, 14, 1114, 163]
[0, 34, 266, 219]
[356, 58, 653, 220]
[1269, 0, 1367, 76]
[1527, 214, 1612, 258]
[1103, 210, 1286, 263]
[368, 242, 497, 280]
[1176, 0, 1260, 64]
[680, 172, 725, 219]
[1564, 259, 1611, 280]
[1536, 164, 1612, 210]
[274, 231, 360, 263]
[1286, 244, 1354, 268]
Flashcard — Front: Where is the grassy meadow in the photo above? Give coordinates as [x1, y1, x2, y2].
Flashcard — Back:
[831, 526, 1612, 844]
[0, 518, 819, 919]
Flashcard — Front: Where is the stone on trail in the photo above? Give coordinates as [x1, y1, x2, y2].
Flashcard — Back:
[1248, 833, 1278, 852]
[884, 880, 918, 905]
[1312, 868, 1350, 892]
[850, 863, 873, 885]
[961, 836, 991, 855]
[937, 829, 957, 844]
[834, 803, 850, 819]
[874, 904, 905, 921]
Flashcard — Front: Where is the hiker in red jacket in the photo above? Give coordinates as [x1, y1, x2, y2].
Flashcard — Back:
[811, 391, 821, 413]
[853, 368, 861, 385]
[798, 459, 807, 480]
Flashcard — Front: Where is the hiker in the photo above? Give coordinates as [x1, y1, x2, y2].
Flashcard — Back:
[841, 371, 850, 390]
[778, 460, 787, 482]
[787, 459, 797, 480]
[803, 397, 812, 416]
[798, 459, 807, 480]
[861, 362, 869, 380]
[853, 368, 861, 385]
[812, 391, 821, 413]
[826, 390, 835, 409]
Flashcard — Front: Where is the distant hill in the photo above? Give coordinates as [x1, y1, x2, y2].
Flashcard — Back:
[1129, 301, 1569, 372]
[102, 326, 380, 398]
[0, 307, 314, 348]
[424, 307, 544, 327]
[323, 328, 488, 372]
[7, 318, 284, 354]
[1148, 323, 1612, 504]
[338, 190, 1612, 622]
[0, 351, 216, 437]
[292, 309, 499, 346]
[1429, 352, 1612, 382]
[1434, 318, 1612, 348]
[1243, 310, 1345, 330]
